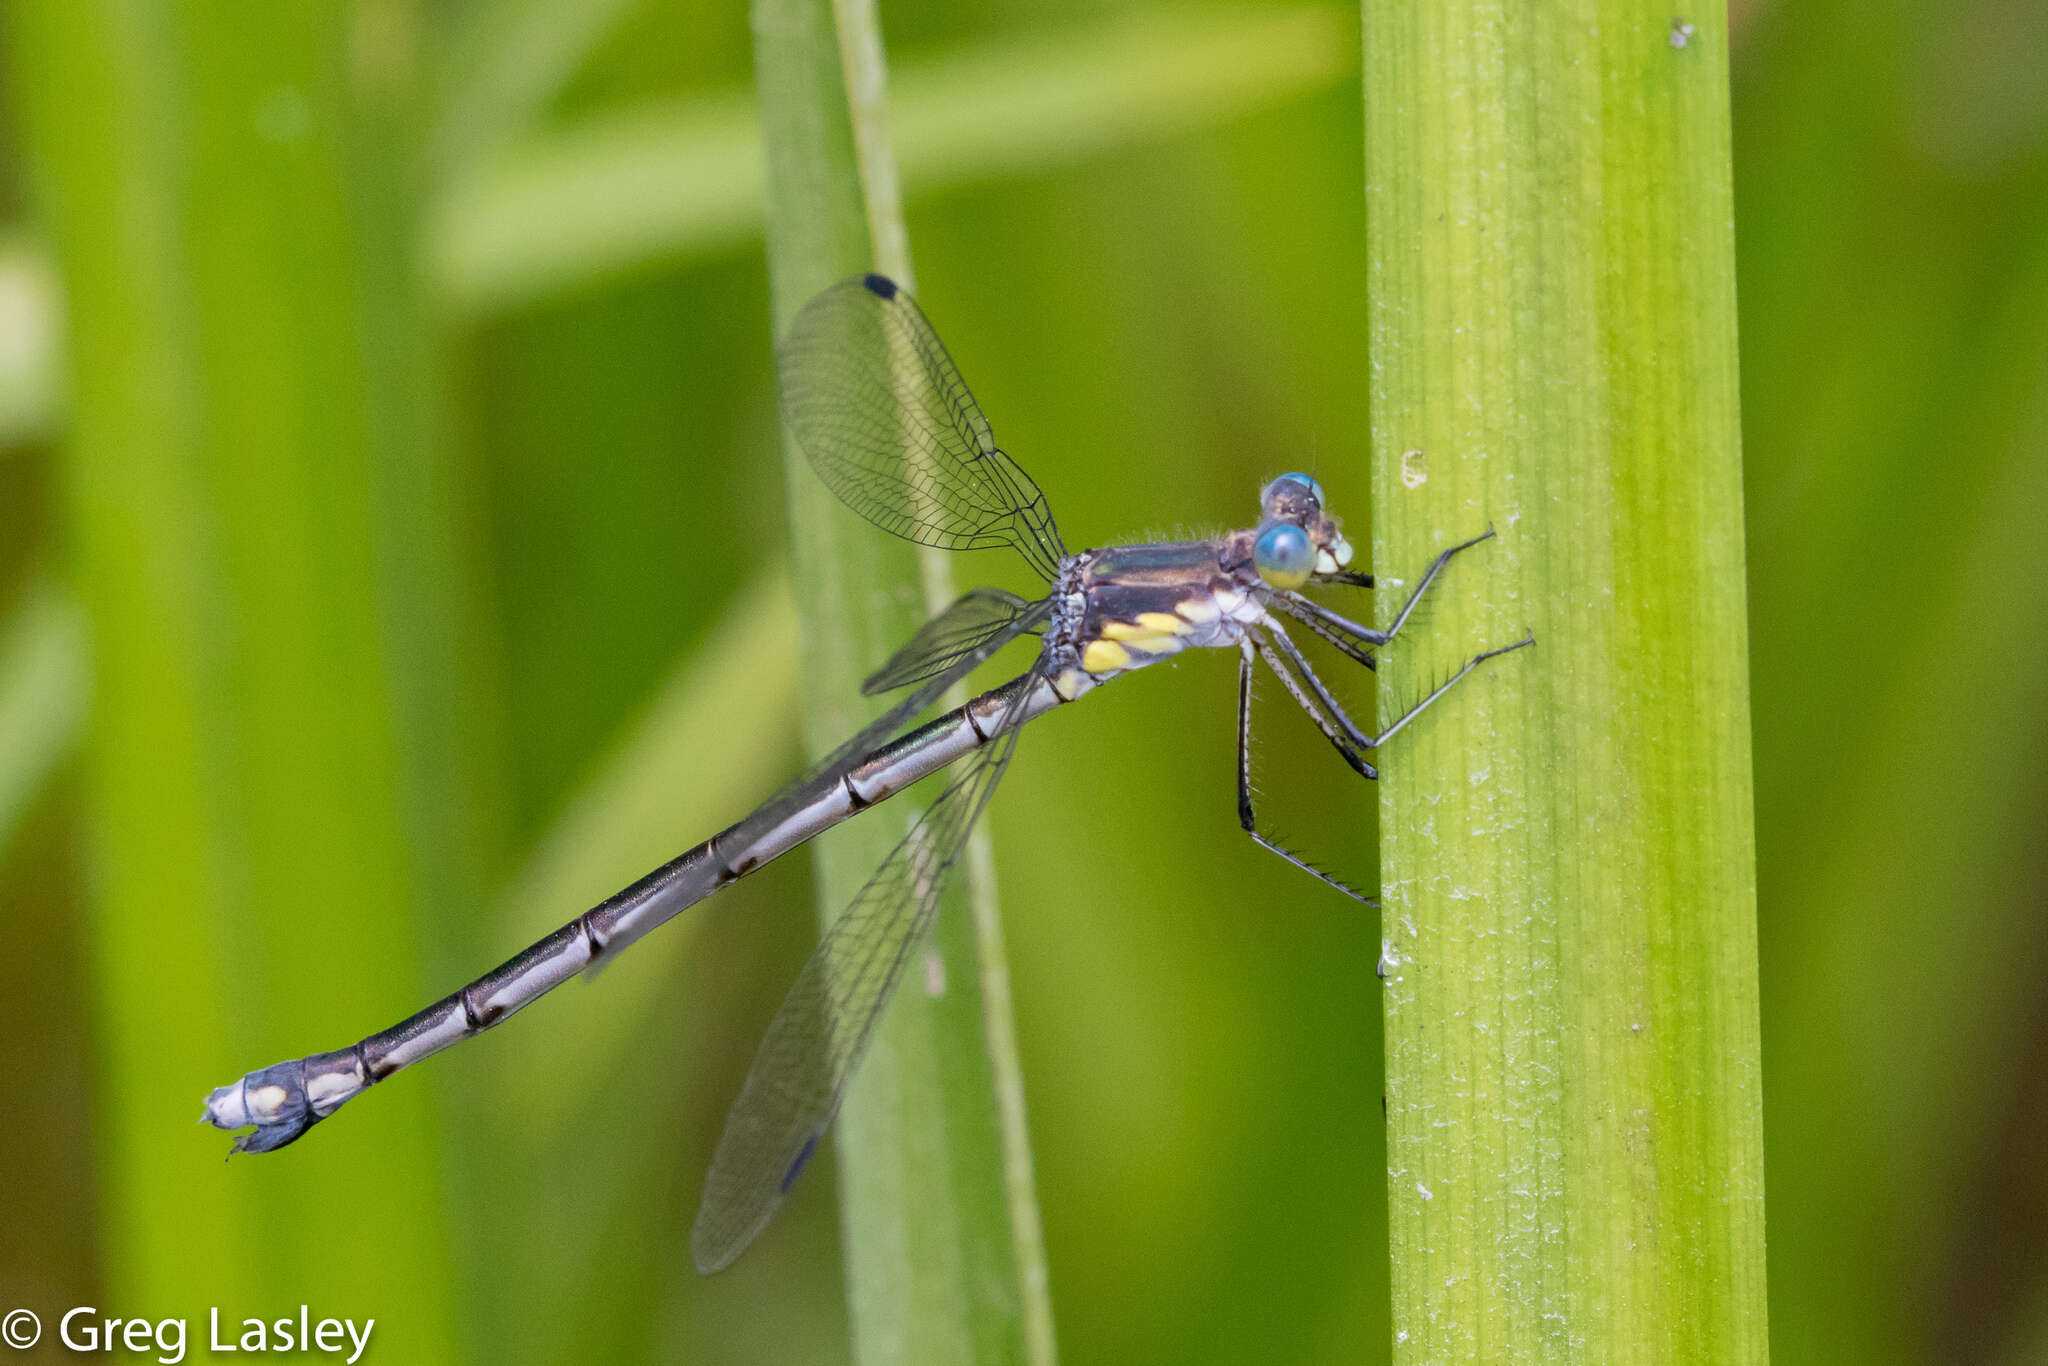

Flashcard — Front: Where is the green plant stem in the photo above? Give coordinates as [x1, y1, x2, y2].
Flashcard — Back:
[752, 1, 1054, 1361]
[1362, 4, 1767, 1360]
[7, 4, 479, 1347]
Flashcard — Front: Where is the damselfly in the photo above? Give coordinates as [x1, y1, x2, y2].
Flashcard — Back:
[203, 274, 1530, 1272]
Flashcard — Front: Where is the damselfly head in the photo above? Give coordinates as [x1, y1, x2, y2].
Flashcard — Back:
[1260, 471, 1325, 515]
[1255, 472, 1354, 585]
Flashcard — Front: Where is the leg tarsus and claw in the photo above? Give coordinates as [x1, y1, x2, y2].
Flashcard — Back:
[1367, 630, 1535, 751]
[1375, 525, 1497, 646]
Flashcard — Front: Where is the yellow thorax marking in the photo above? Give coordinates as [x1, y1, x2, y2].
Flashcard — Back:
[1081, 639, 1130, 673]
[1100, 611, 1188, 641]
[1089, 610, 1194, 669]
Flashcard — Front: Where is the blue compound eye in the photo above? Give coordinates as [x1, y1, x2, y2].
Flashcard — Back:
[1253, 521, 1316, 589]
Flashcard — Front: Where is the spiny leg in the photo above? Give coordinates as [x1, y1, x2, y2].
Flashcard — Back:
[1380, 527, 1498, 640]
[1237, 645, 1374, 903]
[1260, 621, 1378, 755]
[1264, 618, 1534, 755]
[1367, 632, 1536, 751]
[1265, 593, 1377, 670]
[1248, 632, 1374, 779]
[1280, 526, 1498, 648]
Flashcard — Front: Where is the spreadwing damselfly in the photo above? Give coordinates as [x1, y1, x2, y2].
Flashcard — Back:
[203, 274, 1530, 1272]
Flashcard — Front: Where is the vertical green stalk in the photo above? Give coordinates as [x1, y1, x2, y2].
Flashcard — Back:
[752, 2, 1054, 1362]
[1362, 4, 1767, 1361]
[8, 4, 483, 1353]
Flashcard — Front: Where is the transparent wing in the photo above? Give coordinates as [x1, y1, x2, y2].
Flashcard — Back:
[778, 275, 1067, 582]
[688, 698, 1027, 1273]
[592, 599, 1048, 965]
[861, 587, 1040, 696]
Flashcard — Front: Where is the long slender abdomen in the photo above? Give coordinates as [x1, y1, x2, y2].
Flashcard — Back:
[201, 672, 1071, 1154]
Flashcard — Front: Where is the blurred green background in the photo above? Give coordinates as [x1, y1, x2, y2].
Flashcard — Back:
[2, 1, 2044, 1363]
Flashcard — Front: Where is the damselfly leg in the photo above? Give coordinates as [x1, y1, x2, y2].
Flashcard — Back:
[1237, 645, 1374, 902]
[1267, 526, 1499, 649]
[1236, 531, 1533, 898]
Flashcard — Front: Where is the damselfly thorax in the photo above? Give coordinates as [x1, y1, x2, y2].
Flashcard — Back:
[204, 272, 1529, 1274]
[1041, 541, 1273, 697]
